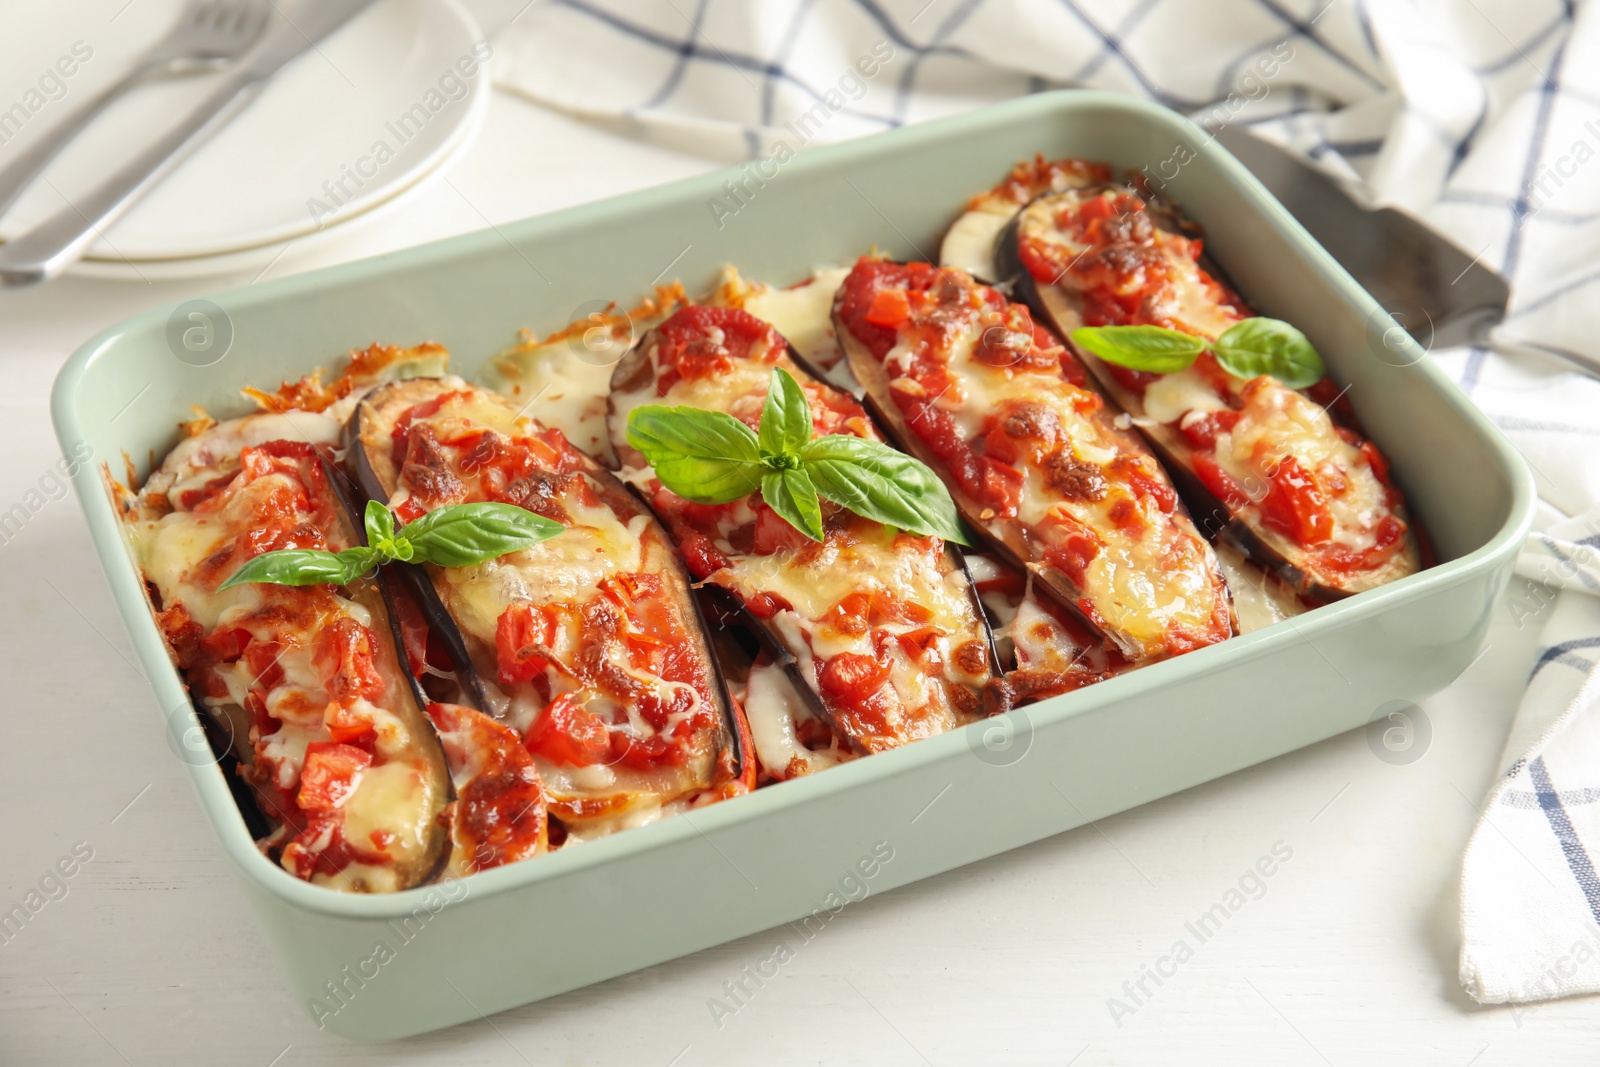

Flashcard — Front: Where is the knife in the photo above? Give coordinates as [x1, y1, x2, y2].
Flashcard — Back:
[1212, 126, 1510, 349]
[0, 0, 378, 287]
[1213, 127, 1600, 379]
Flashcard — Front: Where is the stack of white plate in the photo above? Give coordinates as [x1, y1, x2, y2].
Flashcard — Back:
[0, 0, 488, 280]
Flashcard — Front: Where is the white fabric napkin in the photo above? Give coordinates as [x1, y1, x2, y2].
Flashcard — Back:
[494, 0, 1600, 1004]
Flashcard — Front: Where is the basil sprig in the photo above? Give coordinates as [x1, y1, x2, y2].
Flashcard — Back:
[626, 367, 969, 545]
[1070, 317, 1327, 390]
[219, 499, 563, 590]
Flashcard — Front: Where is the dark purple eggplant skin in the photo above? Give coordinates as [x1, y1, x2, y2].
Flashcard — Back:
[346, 378, 747, 791]
[997, 193, 1423, 603]
[606, 327, 1003, 754]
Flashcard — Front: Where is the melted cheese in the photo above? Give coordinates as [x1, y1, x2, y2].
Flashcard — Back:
[1215, 540, 1306, 633]
[439, 490, 648, 648]
[339, 761, 438, 867]
[488, 343, 617, 463]
[738, 266, 851, 369]
[1143, 367, 1231, 424]
[1009, 593, 1075, 670]
[149, 411, 341, 505]
[744, 659, 849, 780]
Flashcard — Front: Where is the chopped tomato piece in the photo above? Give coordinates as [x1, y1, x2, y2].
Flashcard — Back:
[242, 639, 287, 692]
[752, 502, 808, 556]
[655, 305, 780, 380]
[864, 287, 911, 328]
[896, 626, 942, 660]
[1044, 525, 1102, 586]
[678, 531, 732, 579]
[297, 742, 373, 812]
[1319, 514, 1406, 575]
[313, 617, 386, 705]
[742, 590, 794, 619]
[389, 392, 458, 466]
[817, 652, 889, 701]
[823, 591, 873, 636]
[974, 570, 1027, 597]
[871, 592, 932, 626]
[977, 456, 1025, 516]
[1179, 409, 1241, 451]
[281, 813, 349, 878]
[1110, 454, 1178, 514]
[1192, 453, 1251, 511]
[200, 627, 250, 662]
[389, 582, 436, 679]
[1360, 440, 1393, 488]
[496, 603, 557, 685]
[1259, 454, 1334, 546]
[525, 692, 612, 767]
[816, 652, 895, 741]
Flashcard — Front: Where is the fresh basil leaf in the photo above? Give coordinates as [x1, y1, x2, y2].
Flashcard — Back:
[364, 499, 395, 547]
[758, 367, 812, 466]
[402, 502, 564, 568]
[218, 546, 377, 591]
[1213, 317, 1327, 390]
[800, 435, 971, 545]
[761, 467, 824, 542]
[1070, 325, 1204, 374]
[627, 405, 763, 503]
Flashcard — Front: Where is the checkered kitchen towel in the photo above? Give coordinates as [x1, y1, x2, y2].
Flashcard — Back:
[495, 0, 1600, 1004]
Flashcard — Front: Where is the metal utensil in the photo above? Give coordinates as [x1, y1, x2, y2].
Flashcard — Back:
[1215, 127, 1600, 380]
[1212, 126, 1511, 348]
[0, 0, 378, 287]
[0, 0, 273, 223]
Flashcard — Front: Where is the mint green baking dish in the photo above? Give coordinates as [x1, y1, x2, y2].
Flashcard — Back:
[52, 91, 1533, 1040]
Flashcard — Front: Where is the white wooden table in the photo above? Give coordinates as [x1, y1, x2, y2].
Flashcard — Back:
[3, 39, 1597, 1067]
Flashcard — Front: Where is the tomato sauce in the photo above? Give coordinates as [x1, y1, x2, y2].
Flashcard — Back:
[391, 392, 716, 773]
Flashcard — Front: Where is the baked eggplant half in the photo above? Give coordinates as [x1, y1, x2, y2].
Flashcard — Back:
[125, 413, 454, 892]
[1000, 181, 1422, 600]
[352, 377, 750, 840]
[833, 257, 1235, 664]
[607, 304, 1000, 761]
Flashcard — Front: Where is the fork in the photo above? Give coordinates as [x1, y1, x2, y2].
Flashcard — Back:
[0, 0, 271, 222]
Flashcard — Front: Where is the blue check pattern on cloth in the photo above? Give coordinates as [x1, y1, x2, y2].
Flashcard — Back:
[494, 0, 1600, 1006]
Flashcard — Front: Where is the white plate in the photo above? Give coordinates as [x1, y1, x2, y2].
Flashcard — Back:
[0, 0, 486, 262]
[65, 111, 479, 281]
